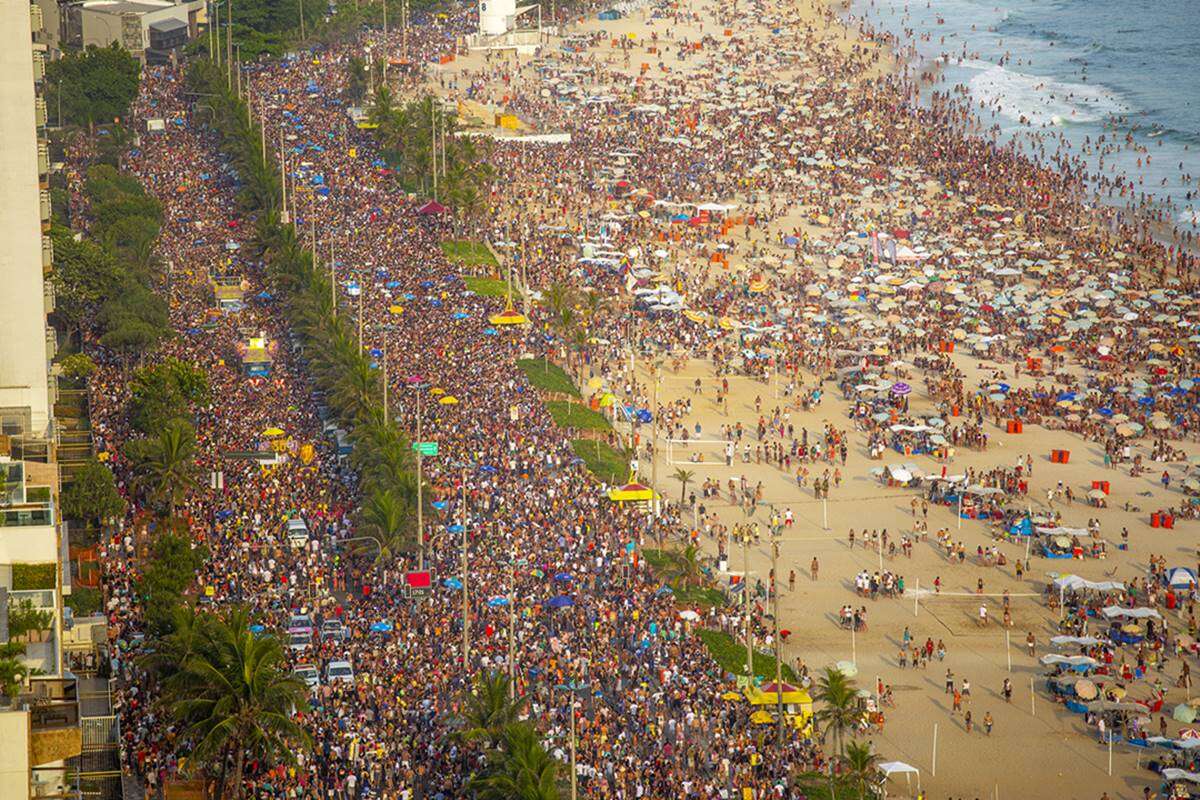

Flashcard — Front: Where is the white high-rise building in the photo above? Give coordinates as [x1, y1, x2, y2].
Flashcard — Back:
[0, 0, 55, 445]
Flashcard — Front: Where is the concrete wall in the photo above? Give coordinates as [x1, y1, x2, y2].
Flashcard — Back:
[0, 2, 51, 438]
[0, 711, 32, 800]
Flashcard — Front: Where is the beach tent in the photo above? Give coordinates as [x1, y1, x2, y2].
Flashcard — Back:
[417, 200, 448, 215]
[1163, 768, 1200, 783]
[878, 761, 920, 796]
[1167, 567, 1197, 588]
[1101, 606, 1161, 620]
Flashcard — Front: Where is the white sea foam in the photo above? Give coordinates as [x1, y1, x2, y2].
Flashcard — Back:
[967, 64, 1130, 127]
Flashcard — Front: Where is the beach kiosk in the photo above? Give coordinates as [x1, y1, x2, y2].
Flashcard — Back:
[237, 335, 275, 378]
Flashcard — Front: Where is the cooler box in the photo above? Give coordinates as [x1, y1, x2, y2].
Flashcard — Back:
[1091, 480, 1110, 494]
[1006, 420, 1023, 434]
[1151, 512, 1161, 528]
[1050, 449, 1070, 464]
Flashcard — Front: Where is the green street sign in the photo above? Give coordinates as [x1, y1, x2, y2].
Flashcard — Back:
[413, 442, 438, 456]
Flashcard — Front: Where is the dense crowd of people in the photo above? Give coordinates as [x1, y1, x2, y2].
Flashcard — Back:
[66, 0, 1200, 796]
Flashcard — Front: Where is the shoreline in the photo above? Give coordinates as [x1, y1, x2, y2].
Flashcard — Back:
[837, 0, 1200, 257]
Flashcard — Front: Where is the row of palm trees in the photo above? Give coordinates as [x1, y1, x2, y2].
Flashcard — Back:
[188, 59, 423, 562]
[142, 608, 311, 800]
[811, 666, 886, 798]
[457, 672, 563, 800]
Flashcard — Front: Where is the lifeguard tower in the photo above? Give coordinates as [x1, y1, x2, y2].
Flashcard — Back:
[467, 0, 542, 54]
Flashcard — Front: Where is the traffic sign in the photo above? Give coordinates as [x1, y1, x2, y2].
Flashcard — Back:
[413, 441, 438, 456]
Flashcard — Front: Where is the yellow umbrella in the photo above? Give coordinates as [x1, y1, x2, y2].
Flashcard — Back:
[430, 387, 446, 396]
[607, 482, 656, 502]
[489, 298, 528, 326]
[721, 691, 743, 701]
[263, 427, 285, 437]
[439, 395, 459, 405]
[750, 710, 775, 724]
[597, 393, 616, 408]
[389, 305, 404, 315]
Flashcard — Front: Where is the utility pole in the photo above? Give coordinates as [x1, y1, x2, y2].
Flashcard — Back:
[743, 528, 752, 676]
[225, 0, 234, 89]
[299, 0, 305, 39]
[357, 271, 364, 349]
[651, 367, 660, 515]
[382, 339, 390, 425]
[279, 122, 289, 225]
[416, 389, 425, 568]
[772, 535, 784, 746]
[508, 529, 516, 700]
[235, 45, 242, 99]
[461, 466, 470, 674]
[569, 697, 578, 800]
[329, 234, 336, 316]
[430, 101, 438, 200]
[259, 97, 266, 160]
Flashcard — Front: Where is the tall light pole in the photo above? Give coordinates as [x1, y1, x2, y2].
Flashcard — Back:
[407, 378, 429, 568]
[772, 534, 784, 745]
[743, 527, 752, 676]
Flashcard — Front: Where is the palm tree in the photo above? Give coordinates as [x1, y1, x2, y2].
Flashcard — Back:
[331, 357, 380, 425]
[663, 543, 705, 590]
[166, 610, 311, 800]
[813, 666, 860, 763]
[672, 467, 695, 504]
[456, 671, 526, 747]
[358, 488, 412, 563]
[842, 739, 883, 799]
[132, 418, 199, 517]
[468, 721, 562, 800]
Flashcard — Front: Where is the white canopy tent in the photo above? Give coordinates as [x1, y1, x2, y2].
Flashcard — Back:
[878, 761, 921, 796]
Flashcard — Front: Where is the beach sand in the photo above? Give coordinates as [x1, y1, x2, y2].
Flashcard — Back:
[432, 2, 1197, 798]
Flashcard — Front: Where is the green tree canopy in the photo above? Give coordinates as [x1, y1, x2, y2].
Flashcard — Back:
[44, 44, 140, 128]
[137, 524, 208, 636]
[61, 458, 125, 524]
[129, 357, 210, 434]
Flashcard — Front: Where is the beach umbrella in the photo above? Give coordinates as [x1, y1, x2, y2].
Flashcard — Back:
[370, 621, 394, 632]
[834, 661, 858, 677]
[678, 609, 701, 621]
[891, 382, 911, 396]
[1075, 679, 1098, 700]
[547, 595, 575, 609]
[443, 577, 463, 590]
[553, 572, 573, 582]
[1175, 704, 1198, 724]
[487, 597, 510, 607]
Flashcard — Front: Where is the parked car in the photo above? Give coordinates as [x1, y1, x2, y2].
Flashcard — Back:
[288, 631, 313, 652]
[293, 664, 319, 689]
[286, 516, 310, 549]
[321, 619, 348, 642]
[325, 660, 354, 684]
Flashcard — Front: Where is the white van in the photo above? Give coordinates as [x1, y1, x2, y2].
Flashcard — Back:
[286, 516, 310, 548]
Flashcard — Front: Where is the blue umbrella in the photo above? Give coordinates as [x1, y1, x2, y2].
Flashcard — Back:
[386, 280, 401, 289]
[370, 621, 394, 632]
[369, 348, 383, 358]
[448, 524, 464, 534]
[249, 624, 265, 633]
[443, 577, 463, 589]
[479, 465, 497, 473]
[420, 280, 434, 288]
[452, 312, 470, 320]
[547, 595, 574, 608]
[1057, 392, 1076, 402]
[487, 597, 510, 607]
[429, 299, 443, 307]
[655, 585, 675, 597]
[1138, 396, 1155, 406]
[483, 328, 498, 336]
[553, 572, 573, 582]
[1098, 408, 1114, 417]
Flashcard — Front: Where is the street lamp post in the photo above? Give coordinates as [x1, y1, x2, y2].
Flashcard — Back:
[406, 378, 429, 569]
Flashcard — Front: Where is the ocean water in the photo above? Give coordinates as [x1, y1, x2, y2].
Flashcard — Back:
[846, 0, 1200, 231]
